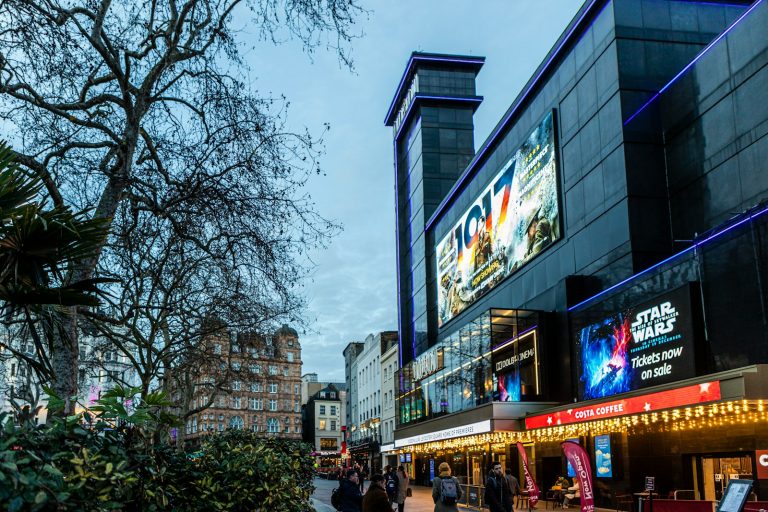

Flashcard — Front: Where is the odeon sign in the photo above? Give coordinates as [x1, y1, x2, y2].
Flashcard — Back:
[412, 348, 441, 381]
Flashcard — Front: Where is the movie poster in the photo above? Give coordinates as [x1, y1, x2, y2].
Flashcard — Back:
[436, 111, 560, 327]
[577, 285, 698, 400]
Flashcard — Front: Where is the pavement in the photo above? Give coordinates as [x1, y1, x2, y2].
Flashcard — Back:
[311, 477, 618, 512]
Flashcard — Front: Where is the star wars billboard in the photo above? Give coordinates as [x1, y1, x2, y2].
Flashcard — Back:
[436, 111, 561, 327]
[576, 285, 699, 401]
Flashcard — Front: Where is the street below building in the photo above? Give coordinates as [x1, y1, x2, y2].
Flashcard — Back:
[311, 477, 618, 512]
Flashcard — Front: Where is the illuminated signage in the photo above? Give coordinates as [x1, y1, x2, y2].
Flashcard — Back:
[380, 443, 395, 453]
[525, 381, 721, 429]
[412, 347, 442, 381]
[320, 438, 338, 450]
[436, 111, 560, 327]
[757, 450, 768, 479]
[594, 435, 612, 478]
[492, 330, 539, 402]
[576, 285, 699, 400]
[393, 75, 419, 135]
[394, 419, 491, 448]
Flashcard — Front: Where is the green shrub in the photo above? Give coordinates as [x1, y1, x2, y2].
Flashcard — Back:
[0, 389, 315, 511]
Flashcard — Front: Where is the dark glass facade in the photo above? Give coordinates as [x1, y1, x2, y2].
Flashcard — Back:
[387, 0, 768, 501]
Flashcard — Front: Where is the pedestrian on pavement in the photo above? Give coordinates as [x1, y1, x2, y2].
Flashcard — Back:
[432, 462, 462, 512]
[485, 462, 512, 512]
[338, 469, 364, 512]
[396, 466, 410, 512]
[505, 468, 520, 504]
[362, 474, 391, 512]
[384, 465, 399, 506]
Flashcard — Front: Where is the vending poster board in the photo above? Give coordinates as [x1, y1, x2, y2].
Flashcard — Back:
[717, 479, 753, 512]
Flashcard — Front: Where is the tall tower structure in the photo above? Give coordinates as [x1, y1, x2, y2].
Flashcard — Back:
[384, 53, 484, 367]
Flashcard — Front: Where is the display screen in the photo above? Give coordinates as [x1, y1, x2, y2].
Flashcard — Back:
[594, 435, 612, 478]
[493, 331, 538, 402]
[566, 438, 579, 477]
[577, 285, 698, 400]
[436, 111, 560, 327]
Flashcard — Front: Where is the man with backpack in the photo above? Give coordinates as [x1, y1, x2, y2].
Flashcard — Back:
[432, 462, 462, 512]
[332, 469, 363, 512]
[385, 465, 399, 506]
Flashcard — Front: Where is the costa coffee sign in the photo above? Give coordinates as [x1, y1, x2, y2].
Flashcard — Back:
[757, 450, 768, 479]
[526, 381, 721, 429]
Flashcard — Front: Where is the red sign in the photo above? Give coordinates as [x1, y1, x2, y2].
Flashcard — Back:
[757, 450, 768, 479]
[562, 441, 595, 512]
[517, 443, 540, 506]
[526, 381, 721, 429]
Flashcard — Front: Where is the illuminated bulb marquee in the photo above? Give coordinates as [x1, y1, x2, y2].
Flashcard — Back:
[393, 398, 768, 454]
[526, 382, 721, 429]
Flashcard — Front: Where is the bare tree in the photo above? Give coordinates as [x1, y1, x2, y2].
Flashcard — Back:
[0, 0, 359, 412]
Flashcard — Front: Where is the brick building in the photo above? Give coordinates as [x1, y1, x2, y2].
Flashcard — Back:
[182, 324, 303, 440]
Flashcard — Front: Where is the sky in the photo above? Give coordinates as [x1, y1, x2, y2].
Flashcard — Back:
[243, 1, 585, 382]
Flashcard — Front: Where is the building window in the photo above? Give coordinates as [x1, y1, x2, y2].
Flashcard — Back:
[229, 416, 244, 430]
[286, 352, 294, 362]
[269, 382, 278, 394]
[232, 362, 241, 371]
[267, 418, 279, 433]
[269, 399, 278, 411]
[331, 420, 336, 431]
[214, 344, 221, 355]
[250, 398, 263, 410]
[294, 400, 300, 413]
[330, 406, 337, 415]
[251, 364, 261, 374]
[282, 367, 289, 377]
[294, 384, 299, 394]
[294, 426, 300, 433]
[250, 382, 261, 393]
[319, 419, 326, 430]
[232, 397, 241, 409]
[268, 365, 278, 375]
[232, 380, 241, 391]
[319, 405, 326, 415]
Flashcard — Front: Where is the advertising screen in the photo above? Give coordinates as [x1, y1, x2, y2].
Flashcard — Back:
[577, 285, 698, 400]
[493, 331, 538, 402]
[566, 438, 579, 477]
[436, 111, 560, 327]
[594, 435, 612, 478]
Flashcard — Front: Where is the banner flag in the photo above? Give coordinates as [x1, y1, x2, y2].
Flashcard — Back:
[561, 441, 595, 512]
[516, 442, 540, 506]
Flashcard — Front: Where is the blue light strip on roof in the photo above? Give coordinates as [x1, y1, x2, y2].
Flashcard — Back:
[384, 54, 485, 125]
[568, 203, 768, 312]
[623, 0, 763, 126]
[424, 0, 606, 233]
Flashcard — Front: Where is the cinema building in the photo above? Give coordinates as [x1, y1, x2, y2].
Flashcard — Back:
[385, 0, 768, 505]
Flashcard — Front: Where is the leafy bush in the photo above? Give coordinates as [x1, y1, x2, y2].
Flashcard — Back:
[0, 388, 315, 511]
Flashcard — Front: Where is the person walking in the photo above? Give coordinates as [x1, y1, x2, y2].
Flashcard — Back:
[432, 462, 462, 512]
[362, 474, 391, 512]
[385, 465, 399, 506]
[396, 466, 410, 512]
[337, 469, 364, 512]
[485, 462, 512, 512]
[504, 468, 520, 510]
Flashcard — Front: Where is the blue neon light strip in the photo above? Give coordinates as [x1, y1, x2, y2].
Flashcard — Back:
[393, 94, 483, 142]
[569, 203, 768, 312]
[623, 0, 763, 126]
[384, 54, 485, 126]
[424, 0, 606, 233]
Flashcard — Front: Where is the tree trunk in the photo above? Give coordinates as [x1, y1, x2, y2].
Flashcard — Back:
[50, 310, 79, 416]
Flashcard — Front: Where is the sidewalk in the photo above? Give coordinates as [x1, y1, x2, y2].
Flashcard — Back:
[311, 477, 617, 512]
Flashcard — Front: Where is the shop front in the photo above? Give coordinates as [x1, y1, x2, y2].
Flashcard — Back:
[523, 369, 768, 507]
